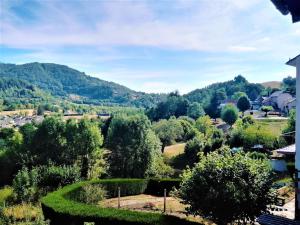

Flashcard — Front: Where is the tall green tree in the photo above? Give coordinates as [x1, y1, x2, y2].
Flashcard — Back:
[205, 89, 226, 120]
[65, 118, 104, 179]
[221, 104, 238, 127]
[187, 102, 205, 119]
[237, 95, 251, 116]
[107, 114, 162, 178]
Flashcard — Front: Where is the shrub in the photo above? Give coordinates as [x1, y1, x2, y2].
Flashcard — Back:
[75, 184, 107, 204]
[41, 178, 192, 225]
[37, 164, 81, 190]
[177, 150, 275, 225]
[12, 167, 39, 203]
[221, 104, 238, 127]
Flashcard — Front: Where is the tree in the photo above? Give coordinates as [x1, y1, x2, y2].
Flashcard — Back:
[184, 135, 205, 165]
[177, 149, 275, 225]
[205, 89, 226, 120]
[65, 118, 104, 179]
[187, 102, 205, 119]
[261, 106, 273, 117]
[152, 117, 184, 151]
[107, 114, 162, 178]
[282, 76, 296, 95]
[237, 96, 251, 116]
[283, 109, 296, 144]
[195, 115, 212, 135]
[221, 104, 238, 127]
[232, 92, 246, 101]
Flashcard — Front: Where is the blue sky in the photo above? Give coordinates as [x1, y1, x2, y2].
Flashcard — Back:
[0, 0, 299, 94]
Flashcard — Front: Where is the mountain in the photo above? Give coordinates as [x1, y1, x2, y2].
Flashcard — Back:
[261, 81, 282, 89]
[0, 63, 164, 108]
[184, 75, 265, 105]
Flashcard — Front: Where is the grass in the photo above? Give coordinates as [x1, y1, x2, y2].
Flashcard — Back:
[163, 143, 186, 159]
[2, 203, 41, 221]
[0, 186, 13, 205]
[255, 119, 287, 136]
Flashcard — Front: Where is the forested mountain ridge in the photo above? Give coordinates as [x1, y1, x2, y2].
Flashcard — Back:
[0, 63, 165, 108]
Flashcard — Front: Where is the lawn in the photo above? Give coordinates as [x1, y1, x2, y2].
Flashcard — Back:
[163, 143, 186, 159]
[255, 119, 288, 136]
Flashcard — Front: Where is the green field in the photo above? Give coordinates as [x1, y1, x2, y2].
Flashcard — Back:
[255, 119, 288, 136]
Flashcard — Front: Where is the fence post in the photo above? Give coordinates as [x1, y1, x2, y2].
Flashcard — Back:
[118, 187, 121, 209]
[163, 188, 166, 213]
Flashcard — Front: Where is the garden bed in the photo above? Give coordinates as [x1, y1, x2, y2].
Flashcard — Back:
[41, 178, 205, 225]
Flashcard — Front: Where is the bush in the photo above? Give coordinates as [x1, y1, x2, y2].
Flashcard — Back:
[41, 178, 193, 225]
[37, 164, 81, 190]
[12, 167, 39, 203]
[75, 184, 107, 204]
[221, 104, 238, 127]
[177, 150, 275, 224]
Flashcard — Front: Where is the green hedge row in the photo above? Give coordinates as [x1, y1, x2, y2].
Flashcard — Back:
[41, 178, 199, 225]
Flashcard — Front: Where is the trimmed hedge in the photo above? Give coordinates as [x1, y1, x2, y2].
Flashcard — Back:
[41, 178, 199, 225]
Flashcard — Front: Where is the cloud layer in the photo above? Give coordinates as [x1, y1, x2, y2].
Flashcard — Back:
[1, 0, 299, 93]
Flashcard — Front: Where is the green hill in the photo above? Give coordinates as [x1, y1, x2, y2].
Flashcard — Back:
[0, 63, 164, 108]
[0, 77, 54, 110]
[184, 75, 265, 105]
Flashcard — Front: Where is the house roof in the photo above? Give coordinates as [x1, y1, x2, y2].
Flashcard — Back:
[286, 54, 300, 67]
[276, 144, 295, 155]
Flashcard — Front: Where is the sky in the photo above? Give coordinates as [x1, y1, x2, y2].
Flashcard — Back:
[0, 0, 300, 94]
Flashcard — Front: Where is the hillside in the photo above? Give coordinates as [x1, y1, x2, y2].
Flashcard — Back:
[0, 78, 54, 110]
[184, 75, 265, 105]
[261, 81, 282, 89]
[0, 63, 164, 108]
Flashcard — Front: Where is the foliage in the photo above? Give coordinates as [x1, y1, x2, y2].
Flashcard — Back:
[184, 135, 205, 165]
[230, 124, 277, 151]
[237, 95, 251, 115]
[0, 63, 165, 108]
[232, 91, 247, 100]
[41, 179, 193, 225]
[0, 187, 13, 206]
[221, 104, 238, 126]
[146, 92, 189, 121]
[186, 102, 205, 119]
[37, 164, 81, 190]
[283, 109, 296, 144]
[282, 76, 296, 95]
[152, 118, 184, 149]
[177, 149, 275, 224]
[185, 75, 264, 106]
[12, 167, 39, 203]
[195, 115, 212, 135]
[0, 203, 50, 225]
[75, 184, 107, 204]
[261, 106, 274, 117]
[107, 114, 162, 178]
[205, 89, 226, 119]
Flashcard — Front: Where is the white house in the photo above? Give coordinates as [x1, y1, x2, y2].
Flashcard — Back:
[262, 90, 294, 112]
[286, 54, 300, 219]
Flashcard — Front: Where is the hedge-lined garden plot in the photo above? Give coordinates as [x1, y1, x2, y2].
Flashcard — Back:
[41, 178, 203, 225]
